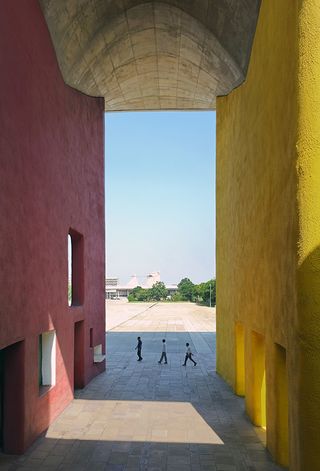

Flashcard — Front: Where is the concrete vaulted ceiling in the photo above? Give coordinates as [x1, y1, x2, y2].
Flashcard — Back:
[40, 0, 261, 111]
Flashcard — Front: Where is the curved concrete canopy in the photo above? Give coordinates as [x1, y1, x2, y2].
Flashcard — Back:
[40, 0, 261, 111]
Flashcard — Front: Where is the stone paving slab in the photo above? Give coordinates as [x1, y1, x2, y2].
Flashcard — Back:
[0, 303, 285, 471]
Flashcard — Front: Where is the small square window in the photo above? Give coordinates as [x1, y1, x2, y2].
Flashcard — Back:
[93, 344, 105, 363]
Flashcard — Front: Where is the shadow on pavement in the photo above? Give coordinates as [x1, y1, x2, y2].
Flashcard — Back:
[0, 331, 285, 471]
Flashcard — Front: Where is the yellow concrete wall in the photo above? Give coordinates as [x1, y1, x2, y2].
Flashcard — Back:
[216, 0, 298, 467]
[296, 1, 320, 469]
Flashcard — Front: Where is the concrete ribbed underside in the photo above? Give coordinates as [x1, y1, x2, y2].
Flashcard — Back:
[40, 0, 261, 111]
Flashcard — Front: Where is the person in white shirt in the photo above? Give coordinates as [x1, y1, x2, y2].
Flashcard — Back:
[158, 339, 168, 364]
[182, 342, 197, 366]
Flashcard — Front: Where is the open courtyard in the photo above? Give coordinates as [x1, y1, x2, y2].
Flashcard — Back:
[0, 301, 284, 471]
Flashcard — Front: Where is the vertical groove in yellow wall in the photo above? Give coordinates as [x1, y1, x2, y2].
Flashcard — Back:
[274, 344, 289, 467]
[251, 331, 266, 428]
[235, 323, 245, 396]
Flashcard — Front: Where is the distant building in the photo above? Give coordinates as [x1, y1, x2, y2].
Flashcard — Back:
[106, 277, 118, 286]
[105, 272, 178, 299]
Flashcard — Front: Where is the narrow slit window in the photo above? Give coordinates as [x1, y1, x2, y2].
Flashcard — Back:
[68, 234, 72, 306]
[68, 229, 84, 306]
[90, 328, 93, 348]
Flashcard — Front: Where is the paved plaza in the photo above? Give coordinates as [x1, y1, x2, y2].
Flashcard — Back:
[0, 302, 285, 471]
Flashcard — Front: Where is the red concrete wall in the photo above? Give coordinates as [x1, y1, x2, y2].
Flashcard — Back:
[0, 0, 105, 452]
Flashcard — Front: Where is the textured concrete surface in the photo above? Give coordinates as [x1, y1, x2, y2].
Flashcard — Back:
[296, 1, 320, 469]
[40, 0, 261, 111]
[216, 0, 296, 468]
[0, 303, 284, 470]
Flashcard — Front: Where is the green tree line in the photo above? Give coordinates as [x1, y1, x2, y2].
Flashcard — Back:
[128, 278, 216, 306]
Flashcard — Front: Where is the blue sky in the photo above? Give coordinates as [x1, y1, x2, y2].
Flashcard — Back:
[105, 111, 216, 285]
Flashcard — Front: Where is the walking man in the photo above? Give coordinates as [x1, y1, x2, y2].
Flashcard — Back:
[135, 336, 143, 361]
[182, 342, 197, 366]
[158, 339, 168, 364]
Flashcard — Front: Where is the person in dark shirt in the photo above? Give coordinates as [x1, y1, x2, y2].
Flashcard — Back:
[135, 336, 143, 361]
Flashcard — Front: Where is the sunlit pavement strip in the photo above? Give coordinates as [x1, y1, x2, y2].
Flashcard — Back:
[1, 302, 285, 471]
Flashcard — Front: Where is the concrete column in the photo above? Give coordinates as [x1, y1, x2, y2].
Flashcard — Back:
[296, 1, 320, 469]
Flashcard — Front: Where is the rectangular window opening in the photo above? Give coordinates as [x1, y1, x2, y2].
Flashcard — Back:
[39, 331, 56, 395]
[68, 229, 84, 306]
[93, 344, 105, 363]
